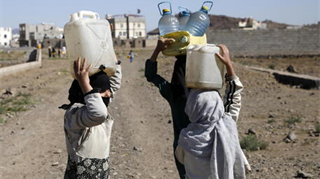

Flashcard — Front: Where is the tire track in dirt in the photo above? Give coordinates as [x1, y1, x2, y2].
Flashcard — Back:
[109, 52, 180, 179]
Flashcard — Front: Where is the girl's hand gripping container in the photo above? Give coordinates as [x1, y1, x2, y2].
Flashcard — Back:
[64, 11, 117, 77]
[162, 31, 207, 56]
[185, 44, 225, 89]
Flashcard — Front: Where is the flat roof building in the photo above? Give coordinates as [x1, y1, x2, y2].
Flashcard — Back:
[0, 27, 12, 47]
[19, 23, 63, 47]
[106, 14, 146, 39]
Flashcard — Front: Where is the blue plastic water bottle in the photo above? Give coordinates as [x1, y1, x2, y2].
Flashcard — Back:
[158, 1, 180, 36]
[184, 1, 213, 36]
[178, 6, 191, 31]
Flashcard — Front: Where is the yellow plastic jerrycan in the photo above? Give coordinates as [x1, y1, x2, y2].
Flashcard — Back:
[185, 44, 225, 90]
[162, 31, 207, 56]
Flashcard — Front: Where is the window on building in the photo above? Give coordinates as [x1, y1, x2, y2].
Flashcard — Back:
[123, 32, 126, 36]
[138, 23, 141, 28]
[121, 24, 124, 28]
[119, 32, 122, 36]
[4, 34, 7, 38]
[139, 32, 142, 36]
[4, 42, 7, 46]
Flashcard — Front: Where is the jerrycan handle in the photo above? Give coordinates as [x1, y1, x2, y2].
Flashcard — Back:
[202, 1, 213, 12]
[158, 1, 172, 16]
[78, 11, 100, 19]
[187, 44, 203, 51]
[178, 6, 190, 14]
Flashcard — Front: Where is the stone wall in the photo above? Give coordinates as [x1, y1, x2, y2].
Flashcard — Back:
[206, 28, 320, 56]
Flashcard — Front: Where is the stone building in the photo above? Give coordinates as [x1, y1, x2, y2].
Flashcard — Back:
[238, 17, 267, 30]
[19, 23, 63, 47]
[0, 27, 12, 47]
[106, 14, 146, 39]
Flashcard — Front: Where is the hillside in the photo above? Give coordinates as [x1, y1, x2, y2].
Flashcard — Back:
[302, 22, 320, 29]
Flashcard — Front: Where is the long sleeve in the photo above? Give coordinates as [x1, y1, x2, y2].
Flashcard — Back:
[145, 59, 172, 102]
[109, 64, 122, 102]
[223, 75, 244, 122]
[65, 93, 109, 129]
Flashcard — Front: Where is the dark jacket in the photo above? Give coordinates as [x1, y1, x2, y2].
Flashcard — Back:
[145, 59, 190, 145]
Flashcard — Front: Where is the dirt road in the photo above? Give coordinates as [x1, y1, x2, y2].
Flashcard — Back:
[0, 49, 319, 179]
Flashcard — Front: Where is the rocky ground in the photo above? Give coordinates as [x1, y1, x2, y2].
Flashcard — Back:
[0, 48, 319, 179]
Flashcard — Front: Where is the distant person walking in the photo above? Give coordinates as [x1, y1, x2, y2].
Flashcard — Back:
[58, 48, 61, 58]
[48, 46, 52, 58]
[52, 48, 56, 58]
[128, 50, 134, 63]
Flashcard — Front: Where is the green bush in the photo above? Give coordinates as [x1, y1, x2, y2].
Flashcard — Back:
[0, 93, 33, 114]
[315, 123, 320, 133]
[240, 134, 269, 151]
[268, 119, 275, 124]
[0, 117, 6, 124]
[268, 64, 275, 69]
[284, 116, 302, 125]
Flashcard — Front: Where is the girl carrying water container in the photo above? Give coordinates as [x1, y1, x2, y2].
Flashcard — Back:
[175, 44, 248, 179]
[60, 57, 121, 179]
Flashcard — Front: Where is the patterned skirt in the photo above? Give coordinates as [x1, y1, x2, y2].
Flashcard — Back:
[64, 156, 110, 179]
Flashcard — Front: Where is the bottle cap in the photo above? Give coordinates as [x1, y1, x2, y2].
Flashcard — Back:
[202, 6, 209, 11]
[181, 11, 190, 16]
[162, 9, 171, 15]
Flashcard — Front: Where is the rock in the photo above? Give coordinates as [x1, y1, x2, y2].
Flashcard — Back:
[3, 88, 17, 96]
[6, 113, 14, 118]
[268, 114, 275, 118]
[284, 131, 297, 143]
[286, 65, 297, 73]
[308, 131, 315, 137]
[53, 149, 62, 154]
[52, 162, 59, 166]
[296, 170, 313, 178]
[247, 128, 256, 135]
[133, 146, 142, 152]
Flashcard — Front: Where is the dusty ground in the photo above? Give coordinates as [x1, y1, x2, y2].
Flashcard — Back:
[0, 49, 319, 179]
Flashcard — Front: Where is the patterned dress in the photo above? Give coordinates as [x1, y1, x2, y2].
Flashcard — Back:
[64, 156, 109, 179]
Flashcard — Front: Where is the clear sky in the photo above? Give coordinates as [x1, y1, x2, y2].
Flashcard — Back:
[0, 0, 319, 32]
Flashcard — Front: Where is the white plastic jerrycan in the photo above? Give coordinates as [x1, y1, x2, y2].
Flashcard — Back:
[64, 10, 117, 77]
[185, 44, 225, 89]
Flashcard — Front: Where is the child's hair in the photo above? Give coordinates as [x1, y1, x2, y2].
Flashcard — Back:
[68, 71, 111, 104]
